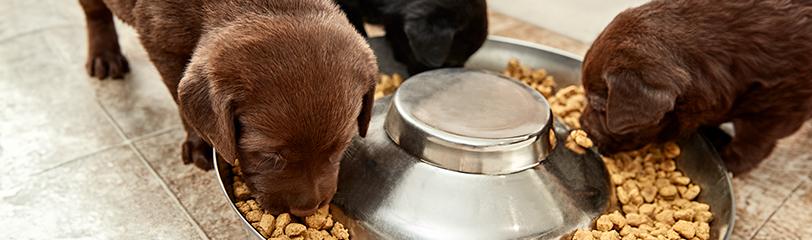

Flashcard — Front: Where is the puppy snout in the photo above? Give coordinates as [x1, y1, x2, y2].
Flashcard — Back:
[580, 108, 617, 153]
[289, 198, 324, 217]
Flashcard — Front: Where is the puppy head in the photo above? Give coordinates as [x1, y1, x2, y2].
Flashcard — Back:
[400, 0, 488, 71]
[178, 15, 377, 216]
[580, 10, 689, 153]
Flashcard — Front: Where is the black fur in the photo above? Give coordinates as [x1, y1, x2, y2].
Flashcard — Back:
[337, 0, 488, 74]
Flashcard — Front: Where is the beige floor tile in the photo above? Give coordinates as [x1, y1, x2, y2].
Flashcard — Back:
[487, 10, 525, 34]
[752, 180, 811, 240]
[730, 121, 812, 239]
[0, 145, 203, 239]
[0, 0, 84, 40]
[41, 7, 183, 139]
[134, 130, 251, 240]
[0, 32, 123, 190]
[491, 21, 589, 57]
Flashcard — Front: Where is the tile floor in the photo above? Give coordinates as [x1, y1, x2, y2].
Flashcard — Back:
[1, 0, 810, 239]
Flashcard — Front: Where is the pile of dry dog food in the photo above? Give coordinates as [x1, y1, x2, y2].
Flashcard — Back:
[231, 160, 350, 240]
[572, 143, 713, 240]
[375, 59, 714, 240]
[504, 59, 714, 240]
[503, 58, 592, 152]
[373, 73, 403, 100]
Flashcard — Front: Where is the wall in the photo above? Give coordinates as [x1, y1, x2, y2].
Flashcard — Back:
[488, 0, 648, 43]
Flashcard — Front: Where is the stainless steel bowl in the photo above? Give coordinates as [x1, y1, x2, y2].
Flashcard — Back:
[384, 69, 555, 175]
[214, 36, 735, 240]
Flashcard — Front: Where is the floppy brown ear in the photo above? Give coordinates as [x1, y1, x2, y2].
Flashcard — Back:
[605, 70, 677, 135]
[357, 86, 375, 137]
[177, 64, 239, 165]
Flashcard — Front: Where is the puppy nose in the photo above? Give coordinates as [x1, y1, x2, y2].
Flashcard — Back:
[290, 202, 321, 217]
[288, 194, 324, 217]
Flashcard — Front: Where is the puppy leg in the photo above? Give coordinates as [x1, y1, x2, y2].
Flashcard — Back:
[79, 0, 129, 79]
[722, 117, 804, 175]
[147, 50, 214, 170]
[181, 129, 214, 170]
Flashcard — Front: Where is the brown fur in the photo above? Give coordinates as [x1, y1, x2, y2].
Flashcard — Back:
[580, 0, 812, 175]
[78, 0, 378, 216]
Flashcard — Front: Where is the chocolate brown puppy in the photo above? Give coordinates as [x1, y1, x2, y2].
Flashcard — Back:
[78, 0, 377, 216]
[580, 0, 812, 174]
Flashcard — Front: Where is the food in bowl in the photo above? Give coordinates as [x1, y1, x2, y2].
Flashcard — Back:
[505, 59, 714, 240]
[374, 59, 714, 240]
[566, 129, 594, 154]
[231, 160, 350, 240]
[573, 143, 713, 240]
[374, 73, 404, 100]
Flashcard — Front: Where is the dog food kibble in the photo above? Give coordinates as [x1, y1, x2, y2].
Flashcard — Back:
[549, 85, 587, 129]
[374, 73, 404, 100]
[330, 223, 350, 240]
[571, 143, 715, 240]
[234, 177, 252, 200]
[259, 214, 276, 236]
[596, 215, 614, 231]
[285, 223, 307, 236]
[230, 159, 352, 239]
[672, 220, 696, 238]
[566, 129, 593, 154]
[573, 229, 595, 240]
[500, 60, 716, 240]
[304, 205, 331, 229]
[246, 209, 264, 222]
[504, 58, 557, 98]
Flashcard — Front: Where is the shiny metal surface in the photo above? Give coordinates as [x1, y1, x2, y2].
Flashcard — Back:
[385, 69, 553, 174]
[673, 135, 736, 240]
[334, 96, 610, 239]
[214, 36, 734, 240]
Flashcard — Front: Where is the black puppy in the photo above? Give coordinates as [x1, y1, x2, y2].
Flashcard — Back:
[337, 0, 488, 74]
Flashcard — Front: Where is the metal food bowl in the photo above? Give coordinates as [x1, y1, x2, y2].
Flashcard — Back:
[214, 36, 734, 240]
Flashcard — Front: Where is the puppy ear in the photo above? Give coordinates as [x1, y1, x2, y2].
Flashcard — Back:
[404, 19, 455, 68]
[357, 86, 375, 137]
[605, 70, 677, 135]
[177, 64, 239, 165]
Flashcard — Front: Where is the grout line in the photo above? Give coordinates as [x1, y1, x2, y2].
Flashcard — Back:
[126, 143, 211, 240]
[95, 100, 130, 142]
[30, 142, 129, 177]
[30, 101, 131, 177]
[0, 24, 82, 43]
[128, 126, 183, 143]
[748, 179, 807, 239]
[95, 101, 211, 240]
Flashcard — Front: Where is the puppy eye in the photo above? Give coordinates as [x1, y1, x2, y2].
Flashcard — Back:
[259, 153, 286, 171]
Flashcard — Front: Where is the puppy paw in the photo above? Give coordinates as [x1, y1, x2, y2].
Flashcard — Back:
[181, 135, 214, 170]
[85, 48, 129, 80]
